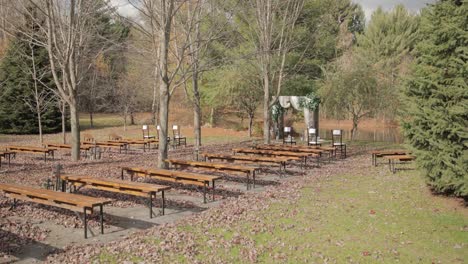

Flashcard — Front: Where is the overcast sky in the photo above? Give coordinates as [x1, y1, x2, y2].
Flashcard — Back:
[353, 0, 436, 21]
[110, 0, 436, 22]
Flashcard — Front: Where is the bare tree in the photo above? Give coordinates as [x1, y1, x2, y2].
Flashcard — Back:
[22, 40, 57, 144]
[119, 0, 194, 168]
[241, 0, 304, 143]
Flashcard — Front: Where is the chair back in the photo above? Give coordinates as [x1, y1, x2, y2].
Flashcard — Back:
[172, 125, 181, 138]
[307, 127, 318, 143]
[331, 129, 343, 145]
[283, 127, 293, 143]
[142, 125, 150, 138]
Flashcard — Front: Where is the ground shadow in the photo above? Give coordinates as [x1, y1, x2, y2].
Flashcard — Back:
[0, 230, 63, 262]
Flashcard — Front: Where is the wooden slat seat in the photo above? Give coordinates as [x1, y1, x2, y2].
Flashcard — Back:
[371, 149, 410, 166]
[45, 143, 93, 151]
[201, 153, 290, 173]
[385, 155, 415, 173]
[121, 167, 221, 203]
[232, 148, 319, 168]
[60, 174, 170, 218]
[166, 158, 259, 190]
[6, 146, 55, 161]
[0, 183, 111, 238]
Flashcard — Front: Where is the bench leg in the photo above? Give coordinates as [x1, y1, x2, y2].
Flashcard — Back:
[83, 208, 88, 239]
[203, 183, 207, 204]
[149, 193, 153, 219]
[212, 180, 215, 201]
[100, 204, 104, 234]
[253, 171, 256, 189]
[8, 198, 17, 211]
[162, 190, 165, 215]
[61, 180, 67, 192]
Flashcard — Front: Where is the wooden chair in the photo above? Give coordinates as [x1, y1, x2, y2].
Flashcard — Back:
[142, 125, 156, 140]
[172, 125, 187, 147]
[307, 127, 321, 146]
[331, 129, 346, 158]
[282, 127, 296, 145]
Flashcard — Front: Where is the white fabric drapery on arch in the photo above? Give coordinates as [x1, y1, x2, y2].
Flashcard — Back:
[277, 96, 312, 128]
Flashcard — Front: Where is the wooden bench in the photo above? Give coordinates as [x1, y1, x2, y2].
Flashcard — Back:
[0, 151, 13, 167]
[0, 183, 111, 238]
[370, 149, 410, 166]
[6, 146, 55, 161]
[201, 153, 290, 173]
[232, 148, 319, 168]
[166, 159, 259, 190]
[60, 174, 170, 218]
[82, 141, 128, 153]
[254, 144, 329, 162]
[385, 155, 415, 173]
[107, 139, 158, 152]
[121, 167, 221, 203]
[45, 143, 93, 158]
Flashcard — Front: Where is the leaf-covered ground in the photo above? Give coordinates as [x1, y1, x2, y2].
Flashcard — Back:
[45, 146, 467, 263]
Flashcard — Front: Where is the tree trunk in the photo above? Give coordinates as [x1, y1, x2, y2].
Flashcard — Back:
[69, 103, 80, 161]
[151, 65, 160, 125]
[130, 112, 135, 125]
[192, 71, 202, 150]
[157, 6, 173, 169]
[89, 112, 94, 128]
[209, 107, 215, 127]
[351, 115, 359, 140]
[248, 114, 254, 137]
[37, 110, 43, 144]
[313, 106, 319, 137]
[158, 81, 170, 169]
[263, 72, 271, 144]
[61, 101, 66, 144]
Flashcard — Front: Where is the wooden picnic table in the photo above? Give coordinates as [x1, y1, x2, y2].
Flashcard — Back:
[385, 155, 415, 173]
[60, 174, 170, 218]
[201, 153, 291, 172]
[0, 151, 13, 167]
[121, 167, 221, 203]
[0, 183, 111, 238]
[166, 158, 259, 190]
[232, 148, 318, 168]
[370, 149, 410, 166]
[6, 146, 55, 162]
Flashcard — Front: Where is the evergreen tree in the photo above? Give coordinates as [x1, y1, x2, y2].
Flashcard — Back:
[0, 15, 61, 134]
[403, 0, 467, 199]
[356, 5, 419, 119]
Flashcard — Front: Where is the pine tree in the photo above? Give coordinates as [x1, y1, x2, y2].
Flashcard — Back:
[403, 0, 468, 199]
[0, 10, 62, 135]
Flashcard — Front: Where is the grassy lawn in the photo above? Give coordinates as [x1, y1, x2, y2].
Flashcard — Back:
[118, 149, 467, 263]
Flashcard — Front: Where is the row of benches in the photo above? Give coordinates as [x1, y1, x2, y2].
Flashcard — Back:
[0, 143, 340, 239]
[0, 140, 160, 164]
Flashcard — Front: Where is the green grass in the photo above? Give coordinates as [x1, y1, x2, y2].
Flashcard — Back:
[79, 113, 124, 130]
[93, 141, 467, 263]
[159, 162, 466, 263]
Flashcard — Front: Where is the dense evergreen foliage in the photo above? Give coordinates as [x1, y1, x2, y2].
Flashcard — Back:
[0, 31, 61, 134]
[402, 0, 467, 198]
